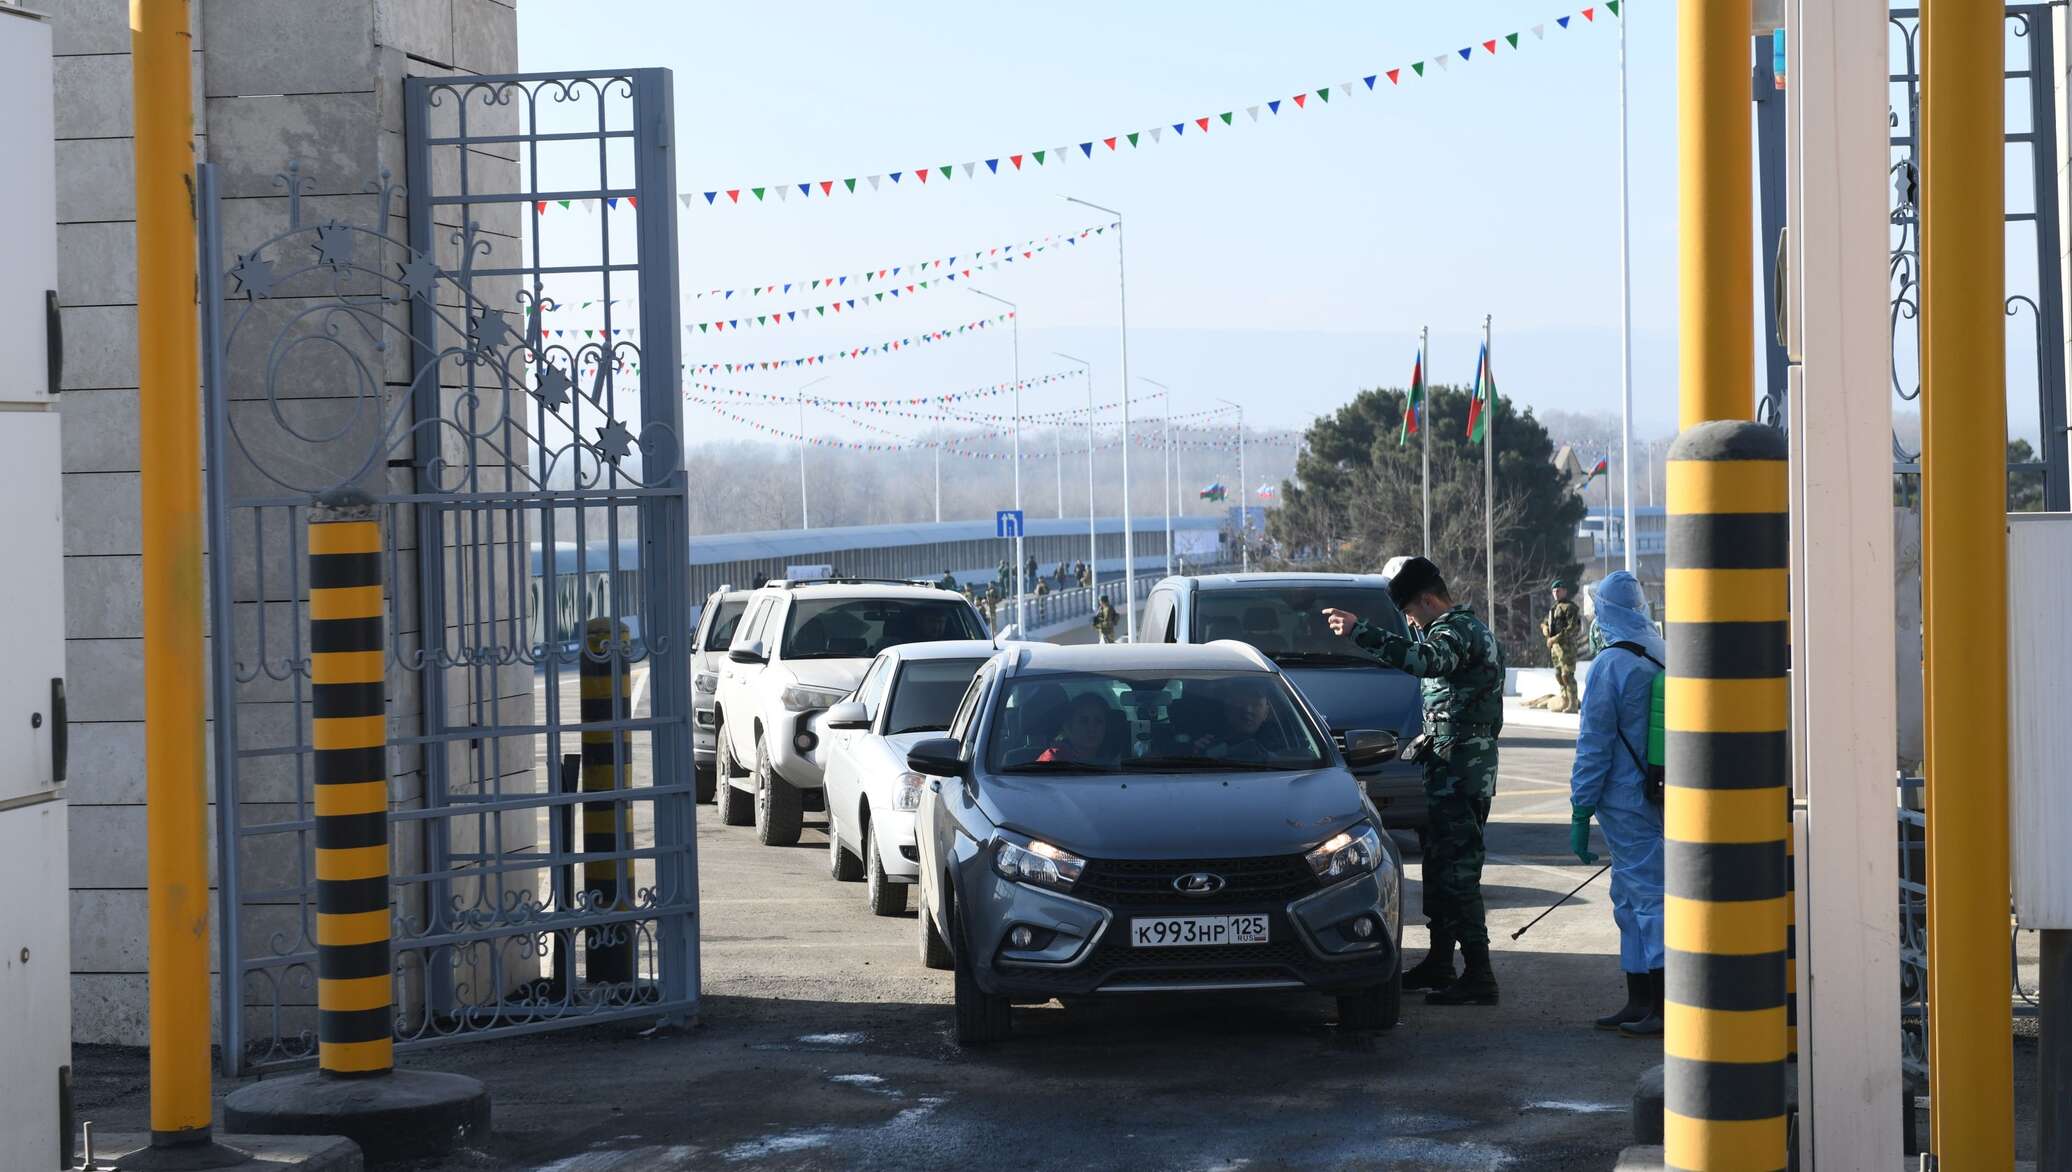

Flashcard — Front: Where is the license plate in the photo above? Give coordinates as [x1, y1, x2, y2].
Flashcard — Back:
[1129, 914, 1269, 948]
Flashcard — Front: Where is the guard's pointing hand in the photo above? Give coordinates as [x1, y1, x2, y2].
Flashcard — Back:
[1321, 608, 1359, 637]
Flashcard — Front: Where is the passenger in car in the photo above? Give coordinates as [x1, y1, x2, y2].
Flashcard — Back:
[1036, 693, 1122, 766]
[1201, 678, 1287, 760]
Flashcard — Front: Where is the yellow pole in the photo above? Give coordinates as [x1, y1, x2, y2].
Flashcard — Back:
[1920, 2, 2014, 1166]
[131, 0, 213, 1149]
[1677, 0, 1752, 429]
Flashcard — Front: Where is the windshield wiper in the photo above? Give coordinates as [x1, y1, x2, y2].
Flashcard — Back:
[997, 759, 1117, 774]
[1121, 755, 1275, 772]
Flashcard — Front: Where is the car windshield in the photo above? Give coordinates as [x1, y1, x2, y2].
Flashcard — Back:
[986, 669, 1329, 775]
[701, 599, 747, 651]
[884, 658, 988, 735]
[1192, 586, 1407, 664]
[780, 597, 986, 660]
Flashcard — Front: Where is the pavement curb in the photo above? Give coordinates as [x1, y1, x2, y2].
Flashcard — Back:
[222, 1070, 488, 1167]
[96, 1133, 361, 1171]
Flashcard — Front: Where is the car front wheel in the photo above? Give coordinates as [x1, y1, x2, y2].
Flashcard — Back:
[952, 897, 1011, 1044]
[866, 832, 907, 916]
[753, 736, 803, 846]
[715, 734, 753, 827]
[827, 811, 863, 881]
[1337, 964, 1403, 1032]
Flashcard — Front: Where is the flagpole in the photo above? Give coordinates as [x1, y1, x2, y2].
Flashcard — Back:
[1482, 314, 1495, 623]
[1421, 324, 1432, 557]
[1617, 0, 1637, 573]
[1604, 458, 1613, 579]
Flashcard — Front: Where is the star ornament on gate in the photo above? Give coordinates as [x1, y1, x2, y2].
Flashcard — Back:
[593, 419, 636, 464]
[473, 308, 514, 355]
[228, 253, 277, 299]
[313, 223, 356, 270]
[531, 364, 573, 411]
[396, 253, 441, 302]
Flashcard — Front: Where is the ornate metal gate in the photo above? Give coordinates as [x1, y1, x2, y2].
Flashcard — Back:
[203, 69, 697, 1074]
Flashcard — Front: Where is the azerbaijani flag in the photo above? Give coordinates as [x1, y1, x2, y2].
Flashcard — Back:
[1584, 456, 1608, 483]
[1398, 349, 1425, 447]
[1466, 342, 1493, 442]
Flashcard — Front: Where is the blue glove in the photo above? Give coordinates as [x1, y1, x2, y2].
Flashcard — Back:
[1570, 804, 1599, 865]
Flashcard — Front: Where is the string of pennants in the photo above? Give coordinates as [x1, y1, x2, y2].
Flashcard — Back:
[686, 370, 1081, 409]
[686, 311, 1014, 375]
[685, 394, 1300, 454]
[660, 4, 1613, 208]
[686, 221, 1117, 302]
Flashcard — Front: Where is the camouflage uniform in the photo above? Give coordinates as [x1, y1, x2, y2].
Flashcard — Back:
[1351, 605, 1506, 948]
[1542, 598, 1584, 712]
[1091, 601, 1118, 644]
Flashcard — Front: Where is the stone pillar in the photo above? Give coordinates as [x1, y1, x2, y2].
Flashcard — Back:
[52, 0, 519, 1048]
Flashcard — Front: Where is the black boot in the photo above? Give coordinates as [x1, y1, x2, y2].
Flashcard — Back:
[1426, 942, 1499, 1006]
[1618, 969, 1664, 1037]
[1595, 972, 1650, 1031]
[1400, 933, 1456, 991]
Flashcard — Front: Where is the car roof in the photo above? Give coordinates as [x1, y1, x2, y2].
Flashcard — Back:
[704, 588, 752, 604]
[1004, 640, 1276, 675]
[1179, 572, 1392, 590]
[881, 639, 1002, 662]
[758, 582, 972, 602]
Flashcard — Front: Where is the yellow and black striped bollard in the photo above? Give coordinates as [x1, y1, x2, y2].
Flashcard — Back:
[580, 617, 635, 985]
[1663, 421, 1790, 1170]
[309, 501, 393, 1075]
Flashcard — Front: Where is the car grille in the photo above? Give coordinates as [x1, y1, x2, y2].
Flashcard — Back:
[1074, 854, 1320, 910]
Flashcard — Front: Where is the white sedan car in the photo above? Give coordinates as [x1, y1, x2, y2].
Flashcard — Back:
[816, 639, 999, 915]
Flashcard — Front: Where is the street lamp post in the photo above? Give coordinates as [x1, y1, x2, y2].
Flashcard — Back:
[1066, 196, 1135, 641]
[1054, 353, 1096, 592]
[1139, 378, 1175, 576]
[1219, 398, 1246, 572]
[967, 287, 1024, 633]
[796, 375, 829, 530]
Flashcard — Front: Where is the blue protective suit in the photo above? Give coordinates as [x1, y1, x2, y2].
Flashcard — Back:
[1569, 571, 1665, 974]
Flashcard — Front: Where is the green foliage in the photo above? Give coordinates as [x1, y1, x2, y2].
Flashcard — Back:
[1268, 384, 1585, 655]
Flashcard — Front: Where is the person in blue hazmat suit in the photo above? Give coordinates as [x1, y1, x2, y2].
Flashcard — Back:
[1567, 570, 1665, 1036]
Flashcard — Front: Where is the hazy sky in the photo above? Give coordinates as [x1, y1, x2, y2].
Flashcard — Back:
[513, 2, 1686, 450]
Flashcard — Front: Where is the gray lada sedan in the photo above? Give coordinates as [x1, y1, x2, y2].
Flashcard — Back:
[909, 641, 1404, 1043]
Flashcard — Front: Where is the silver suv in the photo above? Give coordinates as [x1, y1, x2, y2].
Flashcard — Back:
[692, 587, 752, 803]
[712, 579, 988, 846]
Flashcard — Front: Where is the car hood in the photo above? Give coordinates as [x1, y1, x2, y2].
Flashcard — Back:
[975, 767, 1367, 859]
[782, 660, 870, 693]
[1280, 664, 1421, 738]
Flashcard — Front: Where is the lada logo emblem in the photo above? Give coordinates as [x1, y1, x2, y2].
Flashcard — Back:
[1174, 872, 1225, 896]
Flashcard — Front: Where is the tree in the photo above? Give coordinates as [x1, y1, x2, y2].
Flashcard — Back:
[1892, 438, 2048, 512]
[1268, 384, 1585, 664]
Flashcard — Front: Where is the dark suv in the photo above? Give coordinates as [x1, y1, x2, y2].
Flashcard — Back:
[1140, 573, 1428, 834]
[909, 641, 1403, 1043]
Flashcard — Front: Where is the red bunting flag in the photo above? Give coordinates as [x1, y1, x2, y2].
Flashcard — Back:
[1195, 116, 1210, 131]
[1292, 93, 1307, 108]
[1483, 39, 1498, 53]
[1387, 68, 1401, 84]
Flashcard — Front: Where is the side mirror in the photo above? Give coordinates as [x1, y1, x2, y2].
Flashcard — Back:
[1340, 729, 1398, 769]
[906, 737, 968, 778]
[823, 701, 869, 731]
[728, 640, 766, 665]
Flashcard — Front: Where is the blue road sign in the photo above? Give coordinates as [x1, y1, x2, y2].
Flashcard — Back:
[995, 509, 1025, 539]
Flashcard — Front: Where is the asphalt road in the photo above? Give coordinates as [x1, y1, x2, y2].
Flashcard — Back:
[429, 722, 1660, 1170]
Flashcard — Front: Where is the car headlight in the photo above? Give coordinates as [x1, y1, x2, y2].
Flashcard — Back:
[992, 837, 1086, 890]
[694, 671, 718, 694]
[893, 771, 926, 811]
[779, 683, 848, 712]
[1305, 821, 1385, 883]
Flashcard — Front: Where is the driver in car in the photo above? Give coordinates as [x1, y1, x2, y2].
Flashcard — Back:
[1036, 693, 1122, 767]
[1199, 679, 1284, 762]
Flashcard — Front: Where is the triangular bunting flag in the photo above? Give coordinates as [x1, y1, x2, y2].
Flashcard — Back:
[1558, 15, 1570, 28]
[985, 158, 999, 173]
[1411, 62, 1424, 77]
[1195, 116, 1210, 130]
[1363, 75, 1377, 90]
[1458, 46, 1473, 60]
[1267, 99, 1281, 114]
[1583, 7, 1595, 20]
[1315, 88, 1329, 102]
[961, 162, 975, 177]
[914, 168, 927, 184]
[867, 174, 881, 189]
[1506, 32, 1519, 48]
[775, 185, 788, 201]
[1532, 22, 1545, 37]
[1220, 111, 1233, 124]
[820, 180, 834, 194]
[1337, 81, 1354, 97]
[1291, 93, 1306, 108]
[1433, 55, 1448, 70]
[1246, 105, 1260, 121]
[796, 183, 810, 196]
[1149, 126, 1164, 142]
[890, 171, 902, 183]
[1388, 68, 1402, 84]
[939, 164, 953, 179]
[750, 187, 764, 201]
[1606, 0, 1619, 14]
[1009, 154, 1022, 169]
[1172, 121, 1185, 135]
[1127, 131, 1140, 146]
[1081, 141, 1095, 156]
[1483, 39, 1498, 53]
[1032, 149, 1045, 164]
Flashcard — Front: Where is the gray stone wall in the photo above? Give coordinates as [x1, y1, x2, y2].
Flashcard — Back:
[54, 0, 518, 1047]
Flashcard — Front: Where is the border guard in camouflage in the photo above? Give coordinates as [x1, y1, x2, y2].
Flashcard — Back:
[1324, 556, 1505, 1006]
